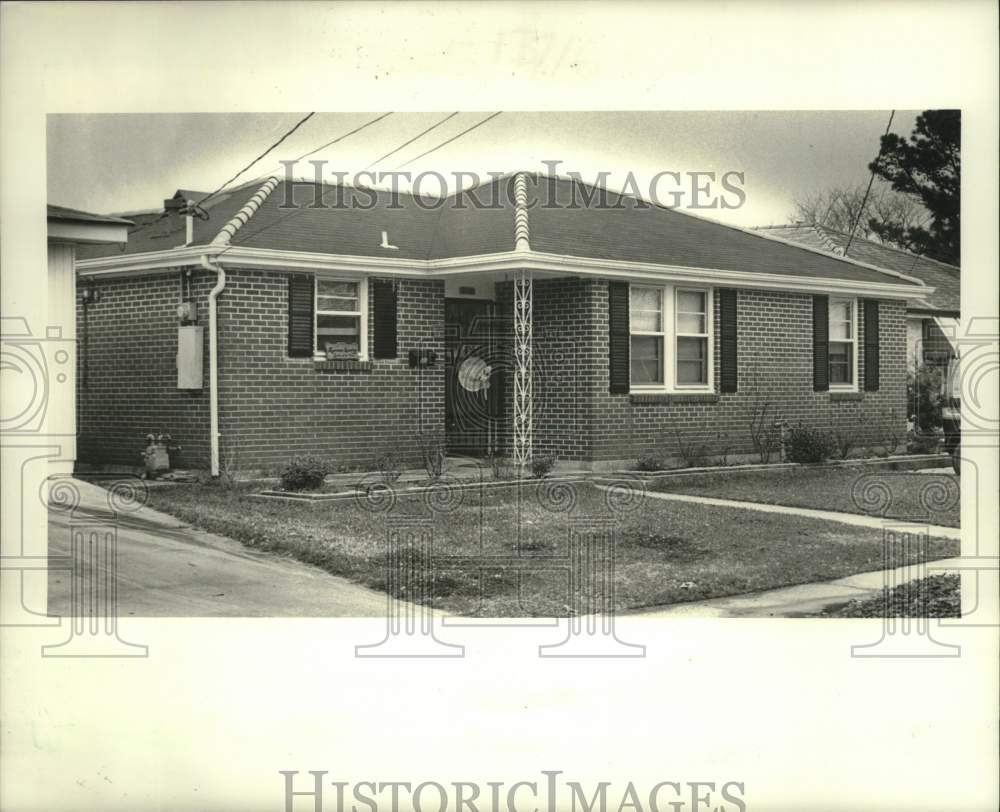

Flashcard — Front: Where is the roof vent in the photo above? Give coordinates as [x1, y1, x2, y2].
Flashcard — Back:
[379, 230, 399, 250]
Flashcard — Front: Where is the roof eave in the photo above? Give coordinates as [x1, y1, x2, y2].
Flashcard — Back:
[76, 245, 929, 300]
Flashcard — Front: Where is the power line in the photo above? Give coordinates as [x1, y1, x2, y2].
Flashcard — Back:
[844, 110, 895, 258]
[217, 112, 503, 257]
[124, 113, 394, 240]
[195, 112, 317, 209]
[390, 111, 503, 171]
[362, 112, 459, 171]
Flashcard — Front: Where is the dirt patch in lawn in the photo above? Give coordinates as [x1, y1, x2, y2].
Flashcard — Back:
[144, 481, 959, 616]
[651, 466, 960, 527]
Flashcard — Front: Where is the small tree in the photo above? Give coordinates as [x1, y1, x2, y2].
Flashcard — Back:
[908, 365, 944, 433]
[745, 369, 783, 463]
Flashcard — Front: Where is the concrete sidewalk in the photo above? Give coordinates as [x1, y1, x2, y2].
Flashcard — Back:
[631, 488, 961, 540]
[48, 479, 389, 617]
[628, 557, 963, 617]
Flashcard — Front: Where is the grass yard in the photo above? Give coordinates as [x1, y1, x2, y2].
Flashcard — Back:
[651, 466, 960, 528]
[143, 480, 959, 616]
[809, 574, 960, 618]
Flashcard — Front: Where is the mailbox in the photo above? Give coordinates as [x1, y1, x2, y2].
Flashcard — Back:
[408, 349, 438, 368]
[177, 325, 204, 389]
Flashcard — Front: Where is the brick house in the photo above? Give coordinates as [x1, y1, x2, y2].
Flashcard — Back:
[757, 223, 960, 373]
[75, 173, 934, 474]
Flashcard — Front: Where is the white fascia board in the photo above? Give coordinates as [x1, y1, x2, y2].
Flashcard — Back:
[76, 245, 930, 300]
[48, 221, 130, 245]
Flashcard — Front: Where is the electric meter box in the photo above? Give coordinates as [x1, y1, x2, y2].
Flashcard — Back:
[177, 325, 204, 389]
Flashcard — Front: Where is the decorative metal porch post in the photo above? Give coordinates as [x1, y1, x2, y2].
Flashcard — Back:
[512, 173, 533, 472]
[512, 269, 533, 471]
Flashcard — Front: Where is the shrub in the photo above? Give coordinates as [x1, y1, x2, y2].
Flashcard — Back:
[530, 455, 556, 479]
[674, 429, 711, 468]
[784, 424, 833, 464]
[373, 450, 403, 484]
[635, 454, 666, 472]
[419, 435, 447, 480]
[486, 452, 517, 481]
[908, 365, 944, 433]
[278, 454, 330, 491]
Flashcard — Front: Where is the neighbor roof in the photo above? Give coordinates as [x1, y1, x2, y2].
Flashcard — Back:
[75, 174, 929, 291]
[47, 204, 133, 226]
[757, 223, 960, 314]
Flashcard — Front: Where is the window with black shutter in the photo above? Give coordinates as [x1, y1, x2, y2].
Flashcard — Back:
[719, 288, 738, 393]
[287, 274, 314, 358]
[608, 281, 630, 394]
[813, 295, 829, 391]
[863, 299, 880, 391]
[371, 279, 398, 359]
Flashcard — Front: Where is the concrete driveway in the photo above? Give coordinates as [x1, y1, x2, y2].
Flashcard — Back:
[47, 479, 388, 617]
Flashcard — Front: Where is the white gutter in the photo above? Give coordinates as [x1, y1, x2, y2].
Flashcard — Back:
[202, 255, 226, 477]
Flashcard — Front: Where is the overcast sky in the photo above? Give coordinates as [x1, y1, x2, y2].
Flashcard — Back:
[47, 110, 918, 228]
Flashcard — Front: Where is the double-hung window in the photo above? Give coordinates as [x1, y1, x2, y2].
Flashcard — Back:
[629, 286, 665, 386]
[629, 284, 713, 391]
[315, 278, 368, 360]
[675, 289, 709, 386]
[828, 297, 856, 388]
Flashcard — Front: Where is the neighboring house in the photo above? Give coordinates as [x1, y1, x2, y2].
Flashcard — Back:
[74, 174, 934, 473]
[46, 205, 132, 474]
[757, 224, 960, 374]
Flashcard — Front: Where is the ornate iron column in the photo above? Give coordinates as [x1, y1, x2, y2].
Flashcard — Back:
[512, 173, 533, 471]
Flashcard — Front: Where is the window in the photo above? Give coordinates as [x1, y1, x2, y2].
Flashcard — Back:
[629, 284, 713, 391]
[676, 289, 709, 386]
[828, 297, 856, 387]
[315, 278, 367, 360]
[629, 286, 664, 385]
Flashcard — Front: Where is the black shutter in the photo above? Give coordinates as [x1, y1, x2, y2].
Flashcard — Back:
[813, 295, 829, 392]
[719, 288, 738, 393]
[371, 279, 398, 359]
[608, 281, 630, 394]
[863, 299, 880, 391]
[287, 274, 314, 357]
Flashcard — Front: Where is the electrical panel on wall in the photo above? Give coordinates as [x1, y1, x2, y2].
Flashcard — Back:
[177, 325, 204, 389]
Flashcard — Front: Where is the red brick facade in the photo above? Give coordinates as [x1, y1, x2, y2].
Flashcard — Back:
[78, 269, 906, 472]
[78, 269, 445, 472]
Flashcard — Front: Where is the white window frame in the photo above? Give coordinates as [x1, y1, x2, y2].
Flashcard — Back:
[313, 275, 368, 361]
[629, 284, 714, 393]
[828, 296, 858, 391]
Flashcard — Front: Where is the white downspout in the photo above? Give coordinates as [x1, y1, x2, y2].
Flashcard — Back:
[201, 255, 226, 477]
[199, 176, 280, 478]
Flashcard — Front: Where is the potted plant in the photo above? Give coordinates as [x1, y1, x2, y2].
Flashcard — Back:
[142, 432, 180, 477]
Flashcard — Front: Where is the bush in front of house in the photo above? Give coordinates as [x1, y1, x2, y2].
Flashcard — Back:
[278, 454, 331, 491]
[530, 454, 556, 479]
[784, 424, 833, 464]
[908, 364, 944, 433]
[635, 454, 666, 472]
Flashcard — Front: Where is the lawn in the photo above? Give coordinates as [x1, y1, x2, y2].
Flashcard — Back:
[651, 466, 960, 528]
[144, 480, 959, 616]
[809, 574, 960, 618]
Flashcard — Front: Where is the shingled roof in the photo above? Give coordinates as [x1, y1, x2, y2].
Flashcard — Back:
[757, 223, 959, 315]
[75, 174, 931, 293]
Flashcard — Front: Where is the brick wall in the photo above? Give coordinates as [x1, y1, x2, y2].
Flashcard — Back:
[77, 269, 445, 472]
[78, 268, 906, 472]
[497, 277, 907, 466]
[77, 271, 213, 469]
[215, 270, 444, 471]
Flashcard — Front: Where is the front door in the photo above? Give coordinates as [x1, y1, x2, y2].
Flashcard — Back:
[445, 299, 498, 456]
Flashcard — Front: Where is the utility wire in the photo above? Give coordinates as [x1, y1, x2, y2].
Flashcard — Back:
[362, 112, 459, 171]
[195, 112, 317, 209]
[125, 113, 394, 239]
[217, 112, 503, 257]
[844, 110, 895, 258]
[390, 111, 503, 171]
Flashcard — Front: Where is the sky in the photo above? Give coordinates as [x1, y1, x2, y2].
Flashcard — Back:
[47, 110, 919, 229]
